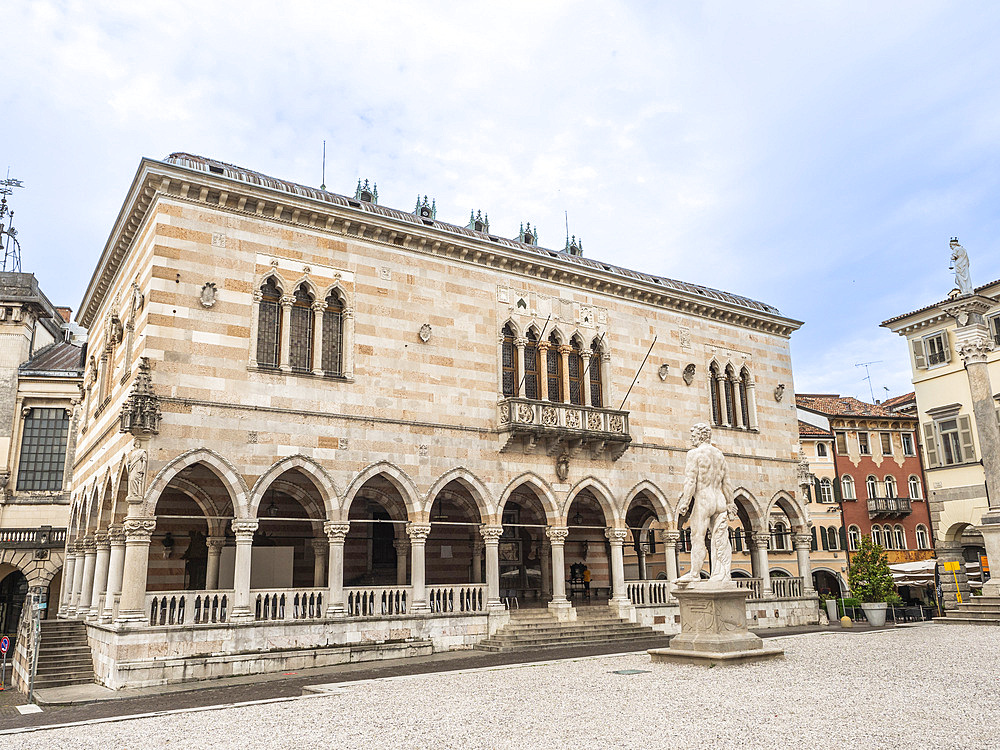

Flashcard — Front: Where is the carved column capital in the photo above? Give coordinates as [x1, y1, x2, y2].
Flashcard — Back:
[323, 522, 351, 541]
[342, 307, 354, 320]
[252, 290, 264, 303]
[123, 517, 157, 542]
[207, 536, 227, 552]
[232, 519, 259, 539]
[514, 337, 528, 348]
[793, 533, 813, 550]
[279, 295, 296, 308]
[751, 532, 772, 548]
[311, 300, 326, 313]
[479, 524, 504, 543]
[406, 522, 432, 542]
[957, 338, 994, 365]
[311, 538, 329, 555]
[93, 531, 110, 549]
[660, 529, 682, 545]
[393, 538, 410, 553]
[558, 344, 572, 356]
[107, 524, 127, 545]
[545, 526, 569, 544]
[82, 535, 98, 553]
[605, 527, 629, 544]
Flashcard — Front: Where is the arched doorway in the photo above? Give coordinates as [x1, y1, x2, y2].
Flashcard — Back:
[623, 490, 669, 581]
[345, 476, 409, 587]
[427, 481, 484, 585]
[498, 485, 549, 605]
[0, 569, 28, 636]
[253, 469, 328, 591]
[564, 488, 613, 603]
[813, 569, 842, 597]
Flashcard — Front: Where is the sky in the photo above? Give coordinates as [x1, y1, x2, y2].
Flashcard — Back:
[3, 1, 1000, 403]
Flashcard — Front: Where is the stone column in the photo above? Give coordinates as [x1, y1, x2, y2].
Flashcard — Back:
[606, 528, 630, 605]
[746, 382, 758, 429]
[752, 532, 773, 597]
[537, 343, 550, 401]
[394, 538, 409, 585]
[540, 541, 552, 597]
[324, 522, 350, 617]
[407, 523, 431, 612]
[581, 351, 592, 407]
[662, 529, 681, 583]
[559, 345, 571, 403]
[248, 290, 262, 368]
[793, 533, 815, 593]
[311, 300, 326, 375]
[341, 307, 355, 379]
[205, 537, 226, 589]
[717, 375, 731, 427]
[546, 527, 571, 612]
[514, 338, 527, 398]
[311, 538, 328, 587]
[496, 331, 506, 399]
[116, 518, 156, 623]
[77, 536, 98, 616]
[471, 539, 484, 584]
[59, 544, 78, 617]
[88, 532, 111, 619]
[229, 519, 258, 621]
[480, 525, 503, 609]
[731, 378, 744, 429]
[278, 295, 294, 373]
[102, 524, 126, 622]
[69, 539, 87, 616]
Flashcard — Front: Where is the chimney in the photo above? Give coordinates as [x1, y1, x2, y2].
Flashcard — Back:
[55, 306, 72, 323]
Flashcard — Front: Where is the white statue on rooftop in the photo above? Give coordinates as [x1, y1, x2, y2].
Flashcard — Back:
[675, 423, 738, 583]
[949, 238, 972, 296]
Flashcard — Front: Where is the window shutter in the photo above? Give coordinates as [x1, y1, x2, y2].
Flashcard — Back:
[839, 527, 849, 550]
[812, 477, 822, 503]
[911, 339, 927, 369]
[922, 422, 939, 467]
[832, 476, 843, 503]
[958, 415, 976, 462]
[819, 527, 828, 550]
[942, 331, 952, 363]
[810, 527, 817, 551]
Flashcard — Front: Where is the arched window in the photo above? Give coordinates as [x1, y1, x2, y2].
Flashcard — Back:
[866, 475, 878, 499]
[546, 332, 562, 403]
[908, 475, 922, 499]
[724, 366, 736, 426]
[827, 527, 840, 551]
[848, 525, 861, 551]
[884, 476, 897, 499]
[567, 338, 584, 405]
[772, 522, 788, 551]
[289, 285, 314, 373]
[709, 362, 721, 425]
[524, 330, 539, 400]
[817, 443, 828, 457]
[322, 291, 344, 376]
[819, 478, 834, 503]
[739, 367, 751, 428]
[589, 338, 603, 407]
[502, 324, 518, 397]
[729, 528, 744, 552]
[841, 475, 855, 500]
[894, 525, 906, 550]
[871, 525, 883, 548]
[915, 525, 930, 549]
[256, 277, 282, 369]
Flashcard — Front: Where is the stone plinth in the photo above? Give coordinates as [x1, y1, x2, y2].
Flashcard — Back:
[648, 581, 783, 665]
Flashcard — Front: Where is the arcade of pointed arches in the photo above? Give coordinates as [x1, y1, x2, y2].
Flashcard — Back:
[58, 450, 812, 626]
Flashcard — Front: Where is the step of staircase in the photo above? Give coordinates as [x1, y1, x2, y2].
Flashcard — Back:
[33, 619, 96, 687]
[935, 596, 1000, 625]
[475, 607, 663, 653]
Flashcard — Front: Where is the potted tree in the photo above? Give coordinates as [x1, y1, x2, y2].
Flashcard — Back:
[847, 537, 896, 626]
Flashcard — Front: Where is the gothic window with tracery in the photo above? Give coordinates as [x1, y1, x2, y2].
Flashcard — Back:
[502, 324, 518, 397]
[568, 339, 584, 405]
[256, 277, 282, 369]
[289, 285, 314, 373]
[322, 291, 344, 376]
[546, 333, 562, 403]
[590, 338, 603, 408]
[709, 362, 721, 425]
[524, 330, 539, 400]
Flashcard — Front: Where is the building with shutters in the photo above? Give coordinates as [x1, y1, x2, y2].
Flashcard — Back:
[56, 152, 818, 688]
[882, 274, 1000, 603]
[796, 395, 935, 583]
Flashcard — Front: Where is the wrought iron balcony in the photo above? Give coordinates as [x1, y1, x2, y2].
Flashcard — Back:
[867, 496, 912, 518]
[497, 397, 631, 461]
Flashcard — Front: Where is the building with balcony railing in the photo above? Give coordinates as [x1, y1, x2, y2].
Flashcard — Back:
[56, 152, 813, 689]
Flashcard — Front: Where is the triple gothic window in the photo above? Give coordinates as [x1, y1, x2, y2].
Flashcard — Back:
[709, 362, 754, 430]
[500, 324, 605, 407]
[255, 277, 346, 377]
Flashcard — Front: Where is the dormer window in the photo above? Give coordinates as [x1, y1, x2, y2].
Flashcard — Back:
[415, 195, 436, 219]
[467, 209, 489, 233]
[355, 179, 378, 204]
[518, 222, 538, 246]
[564, 234, 583, 256]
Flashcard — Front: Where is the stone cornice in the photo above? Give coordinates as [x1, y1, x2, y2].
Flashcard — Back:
[79, 157, 803, 337]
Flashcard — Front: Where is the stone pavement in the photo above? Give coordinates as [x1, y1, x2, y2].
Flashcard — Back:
[0, 622, 885, 732]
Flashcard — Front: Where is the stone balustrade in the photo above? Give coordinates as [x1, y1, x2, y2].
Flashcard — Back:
[427, 584, 486, 613]
[253, 588, 325, 621]
[345, 585, 411, 617]
[625, 579, 672, 605]
[147, 590, 233, 626]
[497, 397, 631, 460]
[734, 576, 804, 599]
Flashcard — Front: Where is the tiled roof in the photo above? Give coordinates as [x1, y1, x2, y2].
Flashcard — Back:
[795, 393, 908, 420]
[881, 392, 916, 411]
[881, 278, 1000, 327]
[164, 153, 785, 317]
[19, 342, 85, 374]
[798, 420, 831, 437]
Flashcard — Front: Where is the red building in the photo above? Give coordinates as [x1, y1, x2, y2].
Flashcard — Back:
[796, 394, 935, 565]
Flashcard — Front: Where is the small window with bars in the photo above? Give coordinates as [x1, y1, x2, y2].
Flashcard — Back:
[322, 292, 344, 376]
[502, 324, 518, 397]
[256, 278, 282, 369]
[289, 286, 315, 373]
[589, 338, 603, 407]
[16, 408, 70, 491]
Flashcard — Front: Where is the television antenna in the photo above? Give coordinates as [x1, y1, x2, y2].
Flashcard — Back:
[855, 360, 882, 403]
[0, 175, 25, 273]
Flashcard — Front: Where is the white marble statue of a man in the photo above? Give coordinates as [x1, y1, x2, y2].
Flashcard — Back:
[675, 423, 738, 583]
[949, 239, 973, 296]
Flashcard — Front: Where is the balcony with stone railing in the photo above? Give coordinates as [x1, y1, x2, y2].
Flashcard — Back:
[0, 526, 66, 549]
[867, 496, 912, 518]
[497, 397, 632, 460]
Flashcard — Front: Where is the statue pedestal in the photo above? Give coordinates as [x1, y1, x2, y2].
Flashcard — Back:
[648, 581, 783, 665]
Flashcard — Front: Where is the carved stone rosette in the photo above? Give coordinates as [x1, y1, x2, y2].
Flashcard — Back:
[546, 526, 569, 544]
[479, 524, 504, 543]
[605, 528, 629, 544]
[324, 522, 350, 542]
[123, 518, 157, 543]
[406, 523, 432, 542]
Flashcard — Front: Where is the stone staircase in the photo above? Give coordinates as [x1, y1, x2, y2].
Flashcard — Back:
[33, 619, 96, 688]
[935, 595, 1000, 626]
[475, 606, 664, 652]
